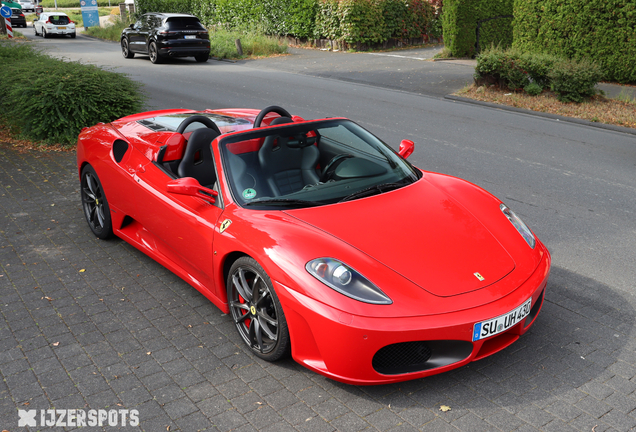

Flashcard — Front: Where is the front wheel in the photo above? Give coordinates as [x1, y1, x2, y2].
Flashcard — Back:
[43, 28, 48, 38]
[227, 257, 290, 361]
[80, 165, 113, 239]
[121, 37, 134, 58]
[148, 41, 162, 64]
[34, 26, 39, 36]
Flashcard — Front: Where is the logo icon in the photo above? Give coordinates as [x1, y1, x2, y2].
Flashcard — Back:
[473, 272, 485, 281]
[250, 306, 256, 315]
[219, 219, 232, 233]
[18, 410, 37, 427]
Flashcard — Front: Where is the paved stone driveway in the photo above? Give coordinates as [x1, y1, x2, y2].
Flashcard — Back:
[1, 142, 636, 431]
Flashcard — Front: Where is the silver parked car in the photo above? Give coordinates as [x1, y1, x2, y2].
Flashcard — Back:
[16, 0, 35, 12]
[33, 12, 76, 38]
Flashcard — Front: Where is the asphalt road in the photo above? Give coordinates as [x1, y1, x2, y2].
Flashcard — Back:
[1, 31, 636, 431]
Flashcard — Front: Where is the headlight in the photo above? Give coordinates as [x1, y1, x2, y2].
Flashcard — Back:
[306, 258, 392, 305]
[500, 204, 536, 248]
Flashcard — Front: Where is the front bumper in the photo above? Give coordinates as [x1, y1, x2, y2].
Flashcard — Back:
[276, 245, 551, 385]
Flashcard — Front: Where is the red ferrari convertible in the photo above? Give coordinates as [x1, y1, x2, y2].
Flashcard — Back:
[76, 106, 551, 385]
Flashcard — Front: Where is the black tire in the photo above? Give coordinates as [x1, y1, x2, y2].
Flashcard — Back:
[43, 28, 48, 38]
[148, 41, 162, 64]
[34, 25, 39, 36]
[121, 37, 134, 58]
[80, 165, 114, 239]
[227, 257, 290, 361]
[194, 53, 209, 63]
[70, 32, 76, 38]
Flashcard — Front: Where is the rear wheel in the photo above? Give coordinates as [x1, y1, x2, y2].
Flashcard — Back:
[121, 37, 134, 58]
[227, 257, 290, 361]
[148, 41, 162, 64]
[194, 53, 209, 63]
[80, 165, 113, 239]
[70, 32, 76, 38]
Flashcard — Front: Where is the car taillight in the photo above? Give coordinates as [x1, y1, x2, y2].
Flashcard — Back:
[46, 17, 51, 23]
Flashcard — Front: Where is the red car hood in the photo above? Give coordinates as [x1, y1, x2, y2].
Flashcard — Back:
[286, 178, 515, 297]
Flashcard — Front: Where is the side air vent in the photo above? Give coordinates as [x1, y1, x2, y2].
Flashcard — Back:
[113, 140, 129, 163]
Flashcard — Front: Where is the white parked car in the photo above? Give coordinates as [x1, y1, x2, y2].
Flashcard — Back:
[33, 12, 76, 38]
[16, 0, 35, 12]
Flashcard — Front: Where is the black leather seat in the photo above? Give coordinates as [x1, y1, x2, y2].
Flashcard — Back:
[177, 128, 220, 188]
[257, 117, 320, 196]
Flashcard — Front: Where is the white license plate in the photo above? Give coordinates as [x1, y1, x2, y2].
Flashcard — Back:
[473, 297, 532, 342]
[58, 26, 66, 29]
[184, 35, 196, 39]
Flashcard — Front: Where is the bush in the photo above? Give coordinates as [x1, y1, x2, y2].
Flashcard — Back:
[442, 0, 513, 58]
[513, 0, 636, 84]
[0, 44, 145, 147]
[475, 46, 602, 101]
[524, 82, 542, 96]
[548, 59, 604, 103]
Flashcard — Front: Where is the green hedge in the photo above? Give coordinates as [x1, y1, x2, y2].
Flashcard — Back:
[136, 0, 438, 44]
[475, 46, 604, 102]
[442, 0, 512, 58]
[0, 44, 144, 146]
[513, 0, 636, 83]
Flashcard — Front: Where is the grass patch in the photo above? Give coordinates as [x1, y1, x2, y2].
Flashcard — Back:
[84, 16, 129, 40]
[40, 0, 81, 7]
[210, 28, 287, 59]
[457, 84, 636, 129]
[85, 23, 288, 59]
[0, 42, 145, 147]
[0, 31, 26, 40]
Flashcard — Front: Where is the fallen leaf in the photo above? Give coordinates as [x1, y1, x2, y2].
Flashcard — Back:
[147, 352, 151, 355]
[439, 405, 451, 412]
[52, 342, 60, 346]
[79, 269, 85, 273]
[44, 296, 53, 301]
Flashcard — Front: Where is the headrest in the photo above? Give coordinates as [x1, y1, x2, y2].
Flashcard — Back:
[269, 116, 294, 126]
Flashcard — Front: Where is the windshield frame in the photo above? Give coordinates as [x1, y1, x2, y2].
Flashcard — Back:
[219, 118, 421, 210]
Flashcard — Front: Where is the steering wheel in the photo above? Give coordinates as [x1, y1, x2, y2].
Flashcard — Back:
[253, 106, 292, 128]
[320, 154, 354, 182]
[176, 115, 221, 135]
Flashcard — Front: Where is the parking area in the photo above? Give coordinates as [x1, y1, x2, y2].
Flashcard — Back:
[1, 142, 636, 431]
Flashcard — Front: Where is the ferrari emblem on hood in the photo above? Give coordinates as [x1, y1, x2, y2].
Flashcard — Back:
[473, 272, 485, 281]
[220, 219, 232, 233]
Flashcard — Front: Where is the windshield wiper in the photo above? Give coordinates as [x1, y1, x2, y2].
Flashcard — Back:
[338, 182, 408, 203]
[243, 198, 324, 208]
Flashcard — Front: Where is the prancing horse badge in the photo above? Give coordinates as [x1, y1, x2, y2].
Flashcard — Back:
[220, 219, 232, 233]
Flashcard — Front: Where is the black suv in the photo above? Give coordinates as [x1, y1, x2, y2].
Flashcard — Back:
[121, 13, 210, 64]
[10, 8, 26, 28]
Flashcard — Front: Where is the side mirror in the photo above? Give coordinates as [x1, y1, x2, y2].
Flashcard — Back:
[167, 177, 217, 203]
[398, 139, 414, 159]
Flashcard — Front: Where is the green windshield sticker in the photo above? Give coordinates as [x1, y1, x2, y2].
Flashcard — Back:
[242, 188, 257, 199]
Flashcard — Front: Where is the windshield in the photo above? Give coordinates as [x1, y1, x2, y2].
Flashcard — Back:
[220, 119, 421, 209]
